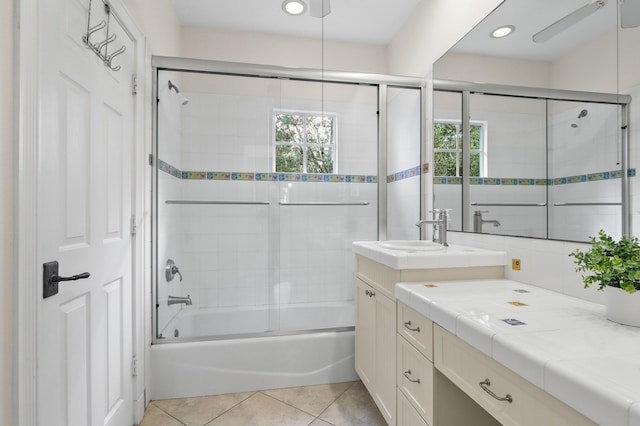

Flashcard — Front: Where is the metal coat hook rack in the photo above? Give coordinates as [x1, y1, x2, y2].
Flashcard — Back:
[82, 0, 126, 71]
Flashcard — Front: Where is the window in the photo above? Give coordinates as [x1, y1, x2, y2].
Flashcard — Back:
[433, 120, 486, 177]
[274, 111, 337, 173]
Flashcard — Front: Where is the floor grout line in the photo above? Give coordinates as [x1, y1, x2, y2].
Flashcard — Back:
[201, 391, 257, 426]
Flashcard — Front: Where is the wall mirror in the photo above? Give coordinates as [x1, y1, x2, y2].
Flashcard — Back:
[432, 0, 637, 242]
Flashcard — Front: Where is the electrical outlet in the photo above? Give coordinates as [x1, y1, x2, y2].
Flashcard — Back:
[512, 259, 521, 271]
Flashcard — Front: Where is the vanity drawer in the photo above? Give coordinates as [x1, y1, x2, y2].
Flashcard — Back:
[433, 325, 596, 426]
[397, 302, 433, 361]
[397, 335, 434, 425]
[397, 390, 430, 426]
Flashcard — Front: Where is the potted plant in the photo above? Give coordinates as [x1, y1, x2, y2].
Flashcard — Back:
[570, 229, 640, 327]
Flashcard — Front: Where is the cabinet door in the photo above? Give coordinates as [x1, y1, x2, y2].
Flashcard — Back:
[374, 290, 397, 425]
[355, 277, 375, 389]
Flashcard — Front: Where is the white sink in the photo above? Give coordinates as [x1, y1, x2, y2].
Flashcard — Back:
[352, 240, 507, 270]
[379, 240, 445, 252]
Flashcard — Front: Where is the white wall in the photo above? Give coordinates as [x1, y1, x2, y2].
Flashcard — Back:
[182, 27, 388, 74]
[122, 0, 182, 55]
[388, 0, 504, 77]
[1, 0, 13, 423]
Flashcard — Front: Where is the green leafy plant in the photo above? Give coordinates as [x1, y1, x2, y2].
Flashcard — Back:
[569, 230, 640, 293]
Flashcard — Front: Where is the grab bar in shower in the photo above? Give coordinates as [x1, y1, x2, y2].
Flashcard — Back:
[166, 200, 270, 205]
[278, 201, 370, 206]
[553, 202, 621, 206]
[470, 203, 547, 207]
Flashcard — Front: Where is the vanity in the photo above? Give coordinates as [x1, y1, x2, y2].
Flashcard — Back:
[352, 241, 506, 426]
[353, 241, 640, 426]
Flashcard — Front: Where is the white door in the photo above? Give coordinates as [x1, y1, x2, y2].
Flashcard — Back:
[37, 0, 137, 425]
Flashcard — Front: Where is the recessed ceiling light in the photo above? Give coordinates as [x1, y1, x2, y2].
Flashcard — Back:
[490, 25, 515, 38]
[282, 0, 307, 16]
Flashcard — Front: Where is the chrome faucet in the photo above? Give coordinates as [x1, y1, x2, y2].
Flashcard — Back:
[473, 210, 501, 233]
[168, 295, 192, 306]
[416, 209, 449, 246]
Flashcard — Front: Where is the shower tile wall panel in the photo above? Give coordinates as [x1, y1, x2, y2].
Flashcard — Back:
[548, 103, 621, 241]
[387, 88, 421, 239]
[157, 85, 186, 335]
[162, 90, 378, 312]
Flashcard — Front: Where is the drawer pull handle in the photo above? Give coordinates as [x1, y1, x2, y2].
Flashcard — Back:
[403, 321, 420, 332]
[404, 369, 421, 384]
[365, 289, 375, 297]
[479, 379, 513, 403]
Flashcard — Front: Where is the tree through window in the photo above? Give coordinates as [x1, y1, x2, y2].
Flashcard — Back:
[433, 120, 485, 177]
[274, 111, 336, 173]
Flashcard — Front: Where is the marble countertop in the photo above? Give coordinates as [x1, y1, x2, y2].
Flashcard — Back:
[395, 279, 640, 426]
[352, 241, 507, 270]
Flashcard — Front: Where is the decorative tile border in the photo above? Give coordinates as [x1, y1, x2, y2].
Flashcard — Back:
[387, 164, 429, 183]
[434, 168, 636, 185]
[158, 158, 377, 183]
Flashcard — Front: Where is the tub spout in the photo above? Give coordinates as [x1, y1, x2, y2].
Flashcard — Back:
[168, 295, 192, 306]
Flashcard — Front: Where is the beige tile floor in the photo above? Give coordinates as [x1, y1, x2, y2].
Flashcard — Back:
[140, 381, 386, 426]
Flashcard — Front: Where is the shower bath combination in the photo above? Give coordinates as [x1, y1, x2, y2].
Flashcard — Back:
[571, 108, 588, 128]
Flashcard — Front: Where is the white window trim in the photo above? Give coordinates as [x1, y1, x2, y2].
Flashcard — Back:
[272, 109, 338, 174]
[434, 119, 487, 177]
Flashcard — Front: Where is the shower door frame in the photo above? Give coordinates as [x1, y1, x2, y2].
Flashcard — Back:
[433, 79, 632, 239]
[150, 56, 426, 344]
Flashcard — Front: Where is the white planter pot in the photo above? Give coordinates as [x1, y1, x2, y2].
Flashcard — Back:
[606, 286, 640, 327]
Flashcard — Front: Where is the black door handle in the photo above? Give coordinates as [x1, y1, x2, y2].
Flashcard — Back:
[43, 261, 91, 298]
[51, 272, 91, 282]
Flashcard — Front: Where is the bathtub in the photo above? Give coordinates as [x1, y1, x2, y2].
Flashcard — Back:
[150, 302, 357, 399]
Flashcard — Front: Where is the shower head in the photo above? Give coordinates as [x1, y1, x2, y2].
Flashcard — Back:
[168, 80, 189, 106]
[570, 109, 588, 128]
[168, 80, 180, 93]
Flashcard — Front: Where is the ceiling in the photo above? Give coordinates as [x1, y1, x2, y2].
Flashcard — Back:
[450, 0, 619, 62]
[172, 0, 422, 45]
[172, 0, 627, 61]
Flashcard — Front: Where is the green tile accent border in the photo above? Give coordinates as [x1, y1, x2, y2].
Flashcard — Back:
[158, 159, 378, 183]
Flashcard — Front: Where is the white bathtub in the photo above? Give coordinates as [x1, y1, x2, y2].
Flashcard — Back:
[150, 302, 357, 399]
[158, 301, 355, 339]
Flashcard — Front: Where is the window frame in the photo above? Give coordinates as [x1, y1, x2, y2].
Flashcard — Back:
[433, 119, 487, 177]
[272, 109, 338, 174]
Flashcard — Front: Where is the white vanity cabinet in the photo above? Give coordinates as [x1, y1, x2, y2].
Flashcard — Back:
[353, 247, 506, 426]
[433, 325, 596, 426]
[355, 276, 397, 424]
[397, 302, 434, 426]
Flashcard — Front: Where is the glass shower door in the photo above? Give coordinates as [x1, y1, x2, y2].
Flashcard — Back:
[155, 70, 279, 340]
[275, 79, 379, 332]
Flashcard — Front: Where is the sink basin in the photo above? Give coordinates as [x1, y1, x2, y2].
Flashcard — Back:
[378, 240, 445, 252]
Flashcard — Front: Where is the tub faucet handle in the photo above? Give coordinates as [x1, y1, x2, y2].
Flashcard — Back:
[166, 259, 183, 282]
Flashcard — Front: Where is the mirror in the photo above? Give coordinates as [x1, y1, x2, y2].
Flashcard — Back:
[433, 0, 634, 242]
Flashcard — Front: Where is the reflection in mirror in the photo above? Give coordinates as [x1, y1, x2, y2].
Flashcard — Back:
[432, 0, 634, 242]
[548, 100, 622, 241]
[467, 94, 547, 238]
[433, 91, 462, 231]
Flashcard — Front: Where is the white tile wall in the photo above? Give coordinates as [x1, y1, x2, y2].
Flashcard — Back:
[387, 88, 422, 239]
[156, 84, 378, 328]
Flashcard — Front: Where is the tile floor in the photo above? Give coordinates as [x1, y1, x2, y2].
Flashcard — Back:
[140, 381, 386, 426]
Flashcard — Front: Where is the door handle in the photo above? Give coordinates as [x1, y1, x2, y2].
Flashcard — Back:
[43, 261, 91, 299]
[51, 272, 91, 282]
